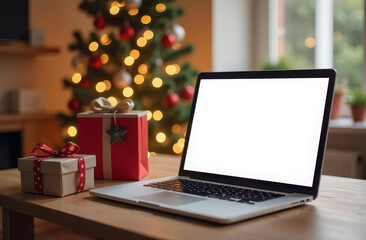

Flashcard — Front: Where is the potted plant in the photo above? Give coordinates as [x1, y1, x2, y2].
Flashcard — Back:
[331, 78, 349, 119]
[261, 56, 294, 70]
[346, 88, 366, 122]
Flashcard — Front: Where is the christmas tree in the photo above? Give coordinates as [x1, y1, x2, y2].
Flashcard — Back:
[58, 0, 197, 154]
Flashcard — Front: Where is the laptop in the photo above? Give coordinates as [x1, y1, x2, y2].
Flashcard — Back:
[90, 69, 336, 224]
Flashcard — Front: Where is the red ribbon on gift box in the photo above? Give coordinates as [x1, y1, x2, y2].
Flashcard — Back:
[31, 141, 86, 194]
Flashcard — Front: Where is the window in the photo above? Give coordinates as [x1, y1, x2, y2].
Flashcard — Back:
[285, 0, 315, 68]
[333, 0, 364, 90]
[270, 0, 364, 91]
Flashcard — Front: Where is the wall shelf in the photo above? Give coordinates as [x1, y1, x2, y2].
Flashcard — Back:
[0, 43, 60, 55]
[0, 112, 63, 156]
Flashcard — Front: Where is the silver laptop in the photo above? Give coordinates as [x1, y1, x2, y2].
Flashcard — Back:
[90, 69, 336, 224]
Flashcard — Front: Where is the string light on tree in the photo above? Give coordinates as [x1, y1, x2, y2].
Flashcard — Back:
[156, 132, 166, 143]
[103, 80, 112, 90]
[171, 124, 181, 134]
[134, 74, 144, 85]
[137, 37, 147, 47]
[128, 8, 139, 16]
[141, 15, 151, 24]
[155, 3, 166, 12]
[165, 65, 177, 75]
[173, 64, 180, 73]
[100, 54, 109, 64]
[172, 142, 183, 154]
[67, 126, 78, 137]
[147, 111, 152, 121]
[116, 1, 125, 7]
[130, 49, 140, 59]
[59, 0, 198, 153]
[109, 5, 120, 15]
[138, 64, 148, 74]
[89, 42, 99, 52]
[72, 73, 82, 83]
[107, 96, 118, 106]
[100, 34, 111, 45]
[123, 87, 134, 97]
[152, 77, 163, 88]
[178, 138, 185, 148]
[95, 82, 107, 93]
[153, 110, 163, 121]
[143, 30, 154, 40]
[124, 56, 135, 66]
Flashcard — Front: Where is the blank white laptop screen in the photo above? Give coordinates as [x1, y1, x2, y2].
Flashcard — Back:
[183, 78, 329, 187]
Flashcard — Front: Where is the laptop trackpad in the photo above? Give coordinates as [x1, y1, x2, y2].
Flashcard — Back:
[136, 192, 206, 206]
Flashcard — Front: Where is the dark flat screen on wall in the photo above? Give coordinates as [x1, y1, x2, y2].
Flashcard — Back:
[0, 0, 29, 42]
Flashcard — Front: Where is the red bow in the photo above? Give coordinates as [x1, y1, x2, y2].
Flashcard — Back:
[32, 141, 80, 157]
[31, 142, 86, 195]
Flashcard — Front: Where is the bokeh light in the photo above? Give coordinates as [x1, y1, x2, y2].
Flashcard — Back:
[152, 77, 163, 88]
[138, 64, 148, 74]
[137, 37, 147, 47]
[134, 74, 145, 85]
[123, 87, 134, 97]
[156, 3, 166, 12]
[67, 126, 77, 137]
[107, 96, 117, 106]
[89, 42, 99, 52]
[72, 73, 82, 83]
[156, 132, 166, 143]
[141, 15, 152, 24]
[95, 82, 106, 93]
[153, 110, 163, 121]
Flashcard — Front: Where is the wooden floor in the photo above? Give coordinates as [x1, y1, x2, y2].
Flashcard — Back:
[0, 207, 95, 240]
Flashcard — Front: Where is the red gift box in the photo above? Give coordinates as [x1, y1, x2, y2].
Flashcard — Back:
[77, 111, 148, 180]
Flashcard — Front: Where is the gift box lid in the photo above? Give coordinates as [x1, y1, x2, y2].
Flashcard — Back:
[18, 154, 96, 175]
[77, 110, 147, 118]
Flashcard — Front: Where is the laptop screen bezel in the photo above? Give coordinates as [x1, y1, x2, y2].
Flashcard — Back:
[178, 69, 336, 199]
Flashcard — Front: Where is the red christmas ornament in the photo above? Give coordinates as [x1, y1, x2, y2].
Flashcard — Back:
[163, 92, 179, 108]
[161, 33, 176, 48]
[90, 55, 102, 69]
[120, 26, 135, 41]
[68, 98, 82, 112]
[94, 16, 107, 29]
[80, 76, 90, 88]
[180, 85, 194, 100]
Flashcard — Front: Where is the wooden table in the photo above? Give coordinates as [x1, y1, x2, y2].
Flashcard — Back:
[1, 154, 366, 240]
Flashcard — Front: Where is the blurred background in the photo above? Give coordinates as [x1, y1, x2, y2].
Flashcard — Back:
[0, 0, 365, 179]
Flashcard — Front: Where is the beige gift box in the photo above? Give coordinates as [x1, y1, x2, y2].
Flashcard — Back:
[18, 154, 96, 197]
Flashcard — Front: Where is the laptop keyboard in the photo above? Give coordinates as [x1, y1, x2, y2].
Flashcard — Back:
[143, 179, 285, 204]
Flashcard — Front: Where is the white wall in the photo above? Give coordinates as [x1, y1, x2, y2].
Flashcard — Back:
[212, 0, 269, 71]
[212, 0, 251, 71]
